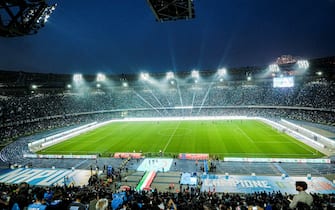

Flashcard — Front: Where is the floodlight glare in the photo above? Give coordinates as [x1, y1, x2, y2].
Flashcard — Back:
[247, 76, 252, 81]
[191, 70, 199, 78]
[73, 74, 83, 82]
[269, 64, 280, 72]
[122, 82, 128, 87]
[166, 71, 174, 79]
[96, 83, 101, 88]
[67, 84, 72, 89]
[297, 60, 309, 69]
[31, 84, 37, 89]
[219, 78, 224, 82]
[316, 71, 323, 76]
[170, 80, 175, 85]
[96, 73, 106, 82]
[140, 72, 149, 80]
[218, 68, 227, 76]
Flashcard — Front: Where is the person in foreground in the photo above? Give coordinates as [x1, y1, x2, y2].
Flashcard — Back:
[288, 181, 313, 209]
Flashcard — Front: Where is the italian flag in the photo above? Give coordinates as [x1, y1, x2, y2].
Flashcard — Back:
[135, 171, 156, 191]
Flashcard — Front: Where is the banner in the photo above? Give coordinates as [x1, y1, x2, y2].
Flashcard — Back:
[201, 175, 335, 194]
[179, 153, 209, 160]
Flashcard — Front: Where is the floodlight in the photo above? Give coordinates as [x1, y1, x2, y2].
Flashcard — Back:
[122, 82, 128, 87]
[297, 60, 309, 69]
[170, 80, 175, 85]
[73, 74, 83, 82]
[96, 83, 101, 88]
[67, 84, 72, 89]
[218, 68, 227, 76]
[140, 72, 149, 80]
[191, 70, 199, 78]
[31, 84, 37, 89]
[269, 64, 280, 73]
[247, 76, 252, 81]
[166, 71, 174, 79]
[96, 73, 106, 82]
[316, 71, 323, 76]
[219, 78, 224, 82]
[0, 1, 57, 37]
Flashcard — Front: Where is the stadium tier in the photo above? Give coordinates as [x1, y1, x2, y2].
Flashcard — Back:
[0, 59, 335, 209]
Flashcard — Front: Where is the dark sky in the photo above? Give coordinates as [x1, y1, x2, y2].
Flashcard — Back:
[0, 0, 335, 75]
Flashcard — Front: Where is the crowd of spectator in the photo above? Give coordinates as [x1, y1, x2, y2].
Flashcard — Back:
[0, 181, 334, 210]
[0, 78, 334, 144]
[0, 76, 335, 209]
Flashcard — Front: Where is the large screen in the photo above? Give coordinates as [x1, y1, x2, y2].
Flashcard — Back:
[273, 77, 294, 88]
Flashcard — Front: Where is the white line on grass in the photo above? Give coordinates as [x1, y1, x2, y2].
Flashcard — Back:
[162, 121, 181, 153]
[235, 126, 254, 143]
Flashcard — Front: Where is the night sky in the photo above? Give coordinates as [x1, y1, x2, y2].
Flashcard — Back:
[0, 0, 335, 75]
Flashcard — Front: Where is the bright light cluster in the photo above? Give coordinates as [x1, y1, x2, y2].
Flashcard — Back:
[297, 60, 309, 69]
[166, 71, 174, 79]
[73, 74, 83, 82]
[191, 70, 199, 78]
[217, 68, 227, 77]
[269, 64, 280, 73]
[140, 72, 150, 80]
[96, 73, 106, 82]
[36, 3, 57, 24]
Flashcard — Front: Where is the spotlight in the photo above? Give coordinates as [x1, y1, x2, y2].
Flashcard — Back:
[269, 64, 280, 73]
[140, 72, 149, 80]
[297, 60, 309, 69]
[0, 1, 57, 37]
[191, 70, 199, 78]
[73, 74, 83, 82]
[166, 71, 174, 79]
[217, 68, 227, 76]
[96, 73, 106, 82]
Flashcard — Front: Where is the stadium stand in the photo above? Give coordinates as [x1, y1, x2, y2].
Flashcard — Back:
[0, 57, 335, 209]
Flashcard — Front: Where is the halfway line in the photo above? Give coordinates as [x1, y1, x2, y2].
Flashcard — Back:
[162, 121, 181, 153]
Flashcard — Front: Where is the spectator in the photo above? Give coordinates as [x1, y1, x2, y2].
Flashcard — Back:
[288, 181, 313, 209]
[27, 189, 47, 210]
[95, 198, 109, 210]
[68, 193, 86, 210]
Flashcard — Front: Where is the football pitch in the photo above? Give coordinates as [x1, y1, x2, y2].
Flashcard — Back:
[37, 120, 325, 158]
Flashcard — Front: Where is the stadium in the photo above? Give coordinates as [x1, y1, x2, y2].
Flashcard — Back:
[1, 0, 335, 209]
[0, 55, 335, 209]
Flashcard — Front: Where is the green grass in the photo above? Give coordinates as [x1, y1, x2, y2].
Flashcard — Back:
[37, 120, 325, 158]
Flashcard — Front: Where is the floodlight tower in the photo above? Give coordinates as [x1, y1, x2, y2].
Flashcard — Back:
[140, 72, 149, 80]
[147, 0, 195, 22]
[217, 68, 227, 77]
[73, 74, 83, 83]
[269, 64, 280, 73]
[191, 70, 199, 78]
[166, 71, 174, 80]
[96, 73, 106, 82]
[297, 60, 309, 69]
[0, 0, 57, 37]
